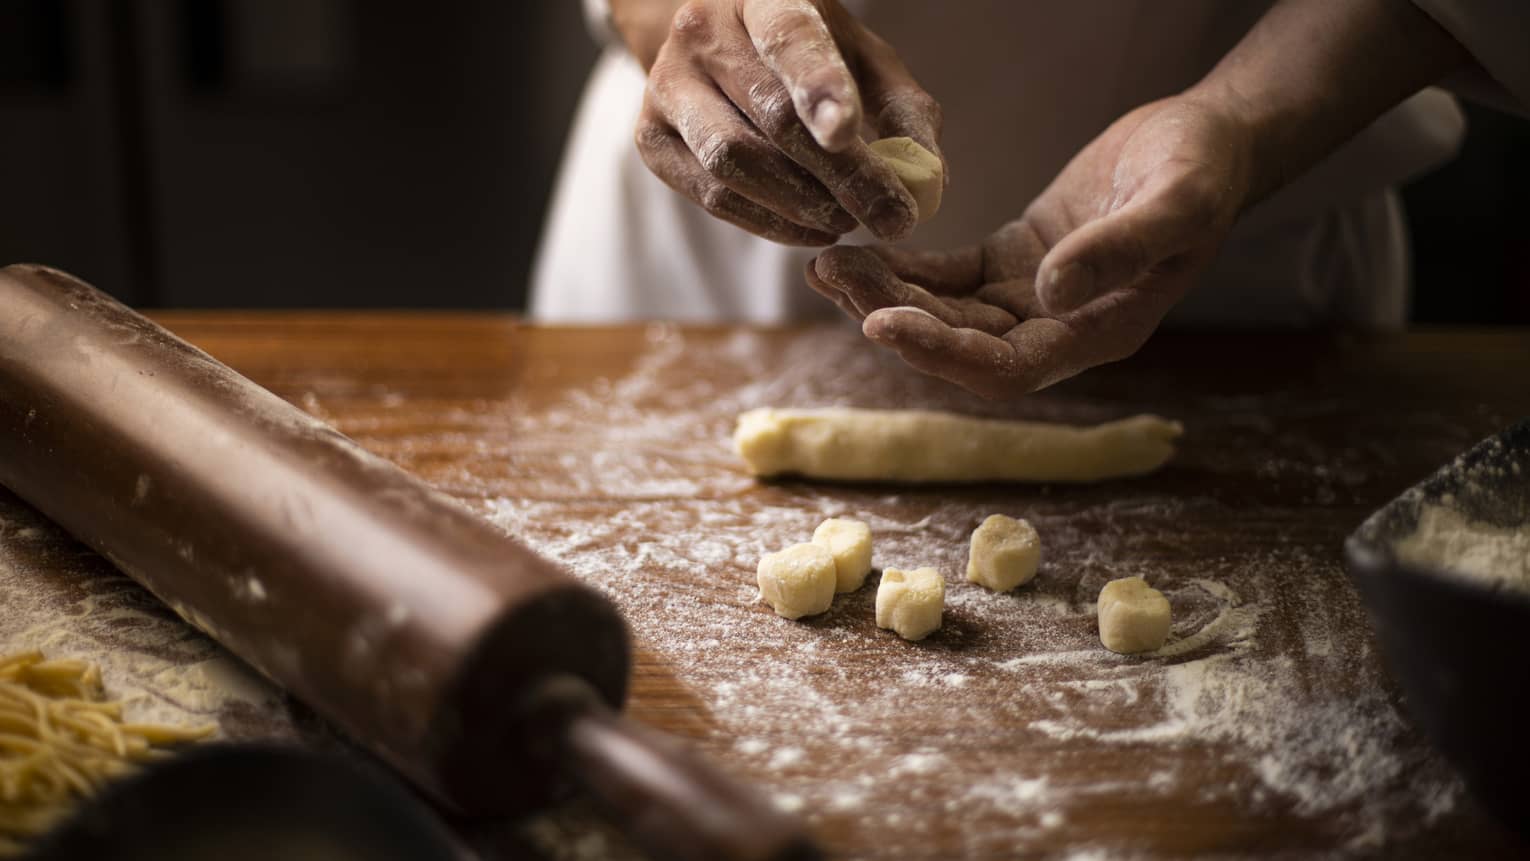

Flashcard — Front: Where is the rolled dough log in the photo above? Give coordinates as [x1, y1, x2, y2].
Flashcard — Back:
[868, 137, 942, 223]
[733, 408, 1183, 483]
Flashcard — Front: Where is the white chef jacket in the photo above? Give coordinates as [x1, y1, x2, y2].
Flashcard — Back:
[531, 1, 1528, 329]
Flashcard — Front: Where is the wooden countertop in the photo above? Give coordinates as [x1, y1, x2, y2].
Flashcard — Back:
[2, 314, 1528, 859]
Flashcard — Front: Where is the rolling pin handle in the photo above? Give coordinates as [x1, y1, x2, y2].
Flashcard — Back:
[523, 675, 821, 861]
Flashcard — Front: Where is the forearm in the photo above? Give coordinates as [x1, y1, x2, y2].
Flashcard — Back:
[1189, 0, 1470, 205]
[611, 0, 687, 70]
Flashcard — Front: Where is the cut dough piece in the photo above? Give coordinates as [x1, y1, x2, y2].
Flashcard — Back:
[734, 408, 1183, 483]
[757, 543, 836, 620]
[869, 137, 943, 223]
[812, 518, 874, 593]
[875, 567, 944, 641]
[1097, 577, 1171, 654]
[967, 514, 1041, 591]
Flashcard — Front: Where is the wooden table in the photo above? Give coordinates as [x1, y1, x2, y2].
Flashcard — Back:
[2, 315, 1528, 859]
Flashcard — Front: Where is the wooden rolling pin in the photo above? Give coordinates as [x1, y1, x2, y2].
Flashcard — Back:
[0, 264, 819, 861]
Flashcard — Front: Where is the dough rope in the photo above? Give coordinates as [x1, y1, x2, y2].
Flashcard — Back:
[734, 408, 1184, 483]
[0, 652, 216, 855]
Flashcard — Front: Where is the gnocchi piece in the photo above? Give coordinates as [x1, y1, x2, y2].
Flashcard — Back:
[868, 137, 943, 223]
[1097, 577, 1171, 654]
[757, 543, 837, 620]
[966, 514, 1041, 592]
[875, 567, 944, 641]
[812, 518, 873, 593]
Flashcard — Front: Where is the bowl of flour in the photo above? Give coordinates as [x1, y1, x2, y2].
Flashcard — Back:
[1346, 419, 1530, 838]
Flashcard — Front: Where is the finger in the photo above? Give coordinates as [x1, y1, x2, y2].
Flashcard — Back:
[865, 308, 1099, 397]
[853, 28, 945, 176]
[866, 277, 1180, 397]
[741, 0, 862, 151]
[646, 60, 856, 235]
[861, 308, 1033, 399]
[974, 279, 1047, 320]
[815, 246, 1015, 334]
[1036, 176, 1221, 314]
[635, 114, 839, 246]
[867, 245, 982, 295]
[803, 257, 865, 320]
[707, 59, 918, 241]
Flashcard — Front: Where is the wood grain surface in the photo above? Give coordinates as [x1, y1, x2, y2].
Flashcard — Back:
[2, 313, 1529, 859]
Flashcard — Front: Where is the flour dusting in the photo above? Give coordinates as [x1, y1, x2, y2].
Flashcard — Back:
[0, 322, 1486, 859]
[480, 326, 1468, 858]
[1395, 503, 1530, 591]
[0, 499, 299, 739]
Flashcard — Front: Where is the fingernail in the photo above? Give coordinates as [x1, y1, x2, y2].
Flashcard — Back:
[1040, 263, 1095, 314]
[809, 99, 848, 146]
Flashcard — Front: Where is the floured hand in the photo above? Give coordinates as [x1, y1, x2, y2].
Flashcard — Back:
[620, 0, 944, 245]
[806, 96, 1252, 398]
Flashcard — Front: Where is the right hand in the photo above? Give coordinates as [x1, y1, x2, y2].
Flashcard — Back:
[805, 96, 1253, 398]
[618, 0, 943, 246]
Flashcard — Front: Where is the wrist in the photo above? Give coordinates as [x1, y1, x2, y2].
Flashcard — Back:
[1178, 78, 1293, 209]
[611, 0, 688, 70]
[1186, 0, 1468, 206]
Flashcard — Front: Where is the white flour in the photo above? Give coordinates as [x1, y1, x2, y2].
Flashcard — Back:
[0, 506, 289, 735]
[1395, 503, 1530, 591]
[476, 326, 1469, 859]
[0, 324, 1482, 859]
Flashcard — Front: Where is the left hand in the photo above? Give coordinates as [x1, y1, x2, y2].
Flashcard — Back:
[806, 95, 1254, 398]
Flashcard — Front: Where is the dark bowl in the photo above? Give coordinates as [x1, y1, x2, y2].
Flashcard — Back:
[23, 744, 466, 860]
[1344, 419, 1530, 836]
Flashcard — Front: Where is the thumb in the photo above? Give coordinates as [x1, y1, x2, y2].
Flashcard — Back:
[1036, 189, 1215, 315]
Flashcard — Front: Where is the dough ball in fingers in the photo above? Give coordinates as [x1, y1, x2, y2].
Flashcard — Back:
[875, 567, 944, 641]
[757, 543, 837, 620]
[1097, 576, 1171, 654]
[813, 518, 874, 593]
[967, 514, 1041, 592]
[868, 137, 943, 223]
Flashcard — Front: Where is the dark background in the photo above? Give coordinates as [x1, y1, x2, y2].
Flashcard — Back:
[2, 0, 1526, 321]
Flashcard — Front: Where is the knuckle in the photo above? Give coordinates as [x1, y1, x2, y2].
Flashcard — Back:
[668, 3, 711, 44]
[747, 79, 799, 141]
[910, 91, 942, 130]
[633, 116, 672, 156]
[758, 104, 798, 143]
[757, 8, 817, 56]
[1176, 175, 1226, 229]
[643, 70, 674, 110]
[698, 182, 733, 215]
[696, 132, 740, 174]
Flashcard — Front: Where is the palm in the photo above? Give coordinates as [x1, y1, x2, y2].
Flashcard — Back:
[807, 96, 1251, 398]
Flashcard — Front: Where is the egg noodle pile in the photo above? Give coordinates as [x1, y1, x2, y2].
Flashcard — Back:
[0, 651, 214, 855]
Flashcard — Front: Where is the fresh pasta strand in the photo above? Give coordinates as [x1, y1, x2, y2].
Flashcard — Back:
[0, 652, 216, 856]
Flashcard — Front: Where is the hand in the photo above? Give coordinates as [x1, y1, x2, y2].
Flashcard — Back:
[806, 96, 1254, 398]
[619, 0, 943, 245]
